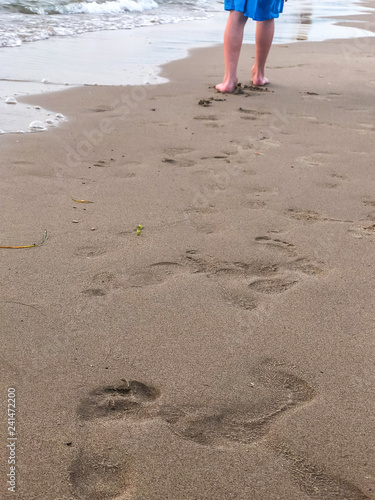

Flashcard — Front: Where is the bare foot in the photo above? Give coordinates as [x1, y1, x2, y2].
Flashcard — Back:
[251, 66, 269, 86]
[215, 77, 238, 93]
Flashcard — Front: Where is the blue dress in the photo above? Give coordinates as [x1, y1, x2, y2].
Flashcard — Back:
[224, 0, 284, 21]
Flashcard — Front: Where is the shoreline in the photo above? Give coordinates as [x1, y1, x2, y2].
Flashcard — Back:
[1, 4, 375, 499]
[1, 1, 375, 133]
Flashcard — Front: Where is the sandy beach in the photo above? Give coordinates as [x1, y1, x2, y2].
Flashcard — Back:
[1, 4, 375, 499]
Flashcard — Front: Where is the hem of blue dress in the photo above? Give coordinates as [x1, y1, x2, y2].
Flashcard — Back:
[224, 7, 281, 21]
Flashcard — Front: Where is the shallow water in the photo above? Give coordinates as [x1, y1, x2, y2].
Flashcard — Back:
[0, 80, 67, 133]
[274, 0, 374, 43]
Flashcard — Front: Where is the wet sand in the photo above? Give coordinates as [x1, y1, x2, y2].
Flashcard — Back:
[1, 10, 375, 500]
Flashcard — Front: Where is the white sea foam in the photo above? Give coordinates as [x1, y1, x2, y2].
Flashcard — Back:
[62, 0, 159, 15]
[28, 120, 46, 131]
[5, 96, 17, 104]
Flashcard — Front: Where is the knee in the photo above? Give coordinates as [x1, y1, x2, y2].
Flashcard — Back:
[230, 10, 248, 26]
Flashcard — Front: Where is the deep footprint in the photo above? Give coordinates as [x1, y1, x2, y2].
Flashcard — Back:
[164, 369, 315, 448]
[78, 380, 160, 420]
[162, 408, 274, 446]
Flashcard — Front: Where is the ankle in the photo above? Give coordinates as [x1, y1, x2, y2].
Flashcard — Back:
[252, 64, 264, 77]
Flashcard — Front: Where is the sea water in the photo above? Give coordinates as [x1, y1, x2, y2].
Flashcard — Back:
[0, 0, 373, 47]
[0, 0, 222, 47]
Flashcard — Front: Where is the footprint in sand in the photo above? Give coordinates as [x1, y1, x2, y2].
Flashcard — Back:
[164, 367, 314, 447]
[84, 263, 187, 296]
[78, 380, 160, 420]
[70, 380, 161, 499]
[163, 364, 369, 498]
[64, 378, 195, 499]
[108, 242, 324, 311]
[77, 367, 315, 436]
[127, 262, 185, 287]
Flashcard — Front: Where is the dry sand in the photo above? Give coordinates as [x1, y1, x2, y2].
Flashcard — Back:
[1, 17, 375, 500]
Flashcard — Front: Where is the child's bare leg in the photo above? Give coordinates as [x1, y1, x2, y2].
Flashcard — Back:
[216, 11, 248, 93]
[251, 18, 274, 86]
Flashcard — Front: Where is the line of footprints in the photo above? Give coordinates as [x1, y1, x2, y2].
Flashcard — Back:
[76, 237, 371, 499]
[70, 361, 370, 500]
[86, 235, 324, 312]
